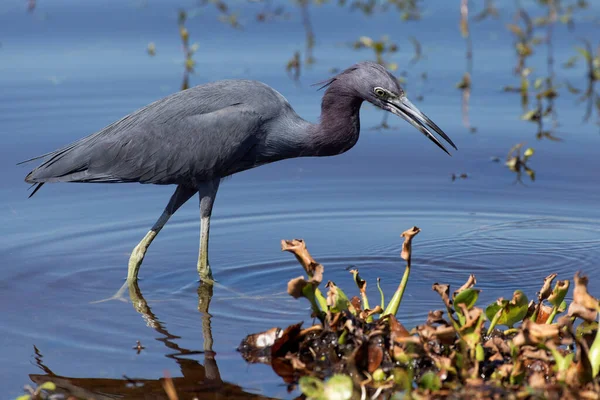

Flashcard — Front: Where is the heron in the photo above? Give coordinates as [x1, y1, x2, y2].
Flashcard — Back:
[21, 61, 456, 284]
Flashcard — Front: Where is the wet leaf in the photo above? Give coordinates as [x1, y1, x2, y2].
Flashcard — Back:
[367, 341, 384, 373]
[299, 376, 325, 399]
[389, 315, 410, 343]
[419, 371, 442, 391]
[271, 322, 302, 357]
[323, 374, 353, 400]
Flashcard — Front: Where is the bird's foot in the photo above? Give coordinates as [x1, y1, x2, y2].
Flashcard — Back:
[90, 280, 130, 304]
[197, 260, 214, 284]
[128, 234, 153, 281]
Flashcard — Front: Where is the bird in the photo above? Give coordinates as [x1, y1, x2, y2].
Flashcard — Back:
[21, 61, 456, 285]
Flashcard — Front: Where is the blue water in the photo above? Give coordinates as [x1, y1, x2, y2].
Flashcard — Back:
[1, 0, 600, 398]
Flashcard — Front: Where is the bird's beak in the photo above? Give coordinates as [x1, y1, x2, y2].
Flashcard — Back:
[386, 96, 457, 155]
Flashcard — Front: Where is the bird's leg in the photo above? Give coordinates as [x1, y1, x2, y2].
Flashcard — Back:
[197, 179, 220, 283]
[127, 185, 197, 282]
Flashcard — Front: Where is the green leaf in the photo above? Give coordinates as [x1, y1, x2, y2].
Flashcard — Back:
[485, 291, 528, 329]
[454, 288, 480, 311]
[548, 280, 569, 307]
[15, 395, 31, 400]
[326, 281, 350, 313]
[377, 277, 385, 309]
[373, 368, 386, 381]
[323, 374, 353, 400]
[299, 376, 325, 400]
[577, 321, 598, 338]
[419, 371, 442, 391]
[524, 148, 534, 158]
[590, 316, 600, 377]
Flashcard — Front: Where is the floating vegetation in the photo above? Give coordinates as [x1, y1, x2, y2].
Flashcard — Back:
[506, 143, 536, 184]
[239, 227, 600, 399]
[177, 10, 198, 91]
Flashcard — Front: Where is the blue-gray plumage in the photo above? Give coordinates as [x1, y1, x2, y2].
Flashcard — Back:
[22, 61, 456, 284]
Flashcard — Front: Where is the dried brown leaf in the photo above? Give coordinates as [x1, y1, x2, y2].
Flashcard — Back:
[349, 269, 367, 294]
[426, 310, 448, 326]
[454, 274, 477, 297]
[360, 305, 383, 321]
[538, 273, 557, 301]
[512, 320, 561, 347]
[367, 341, 384, 373]
[240, 327, 282, 351]
[285, 353, 307, 371]
[432, 283, 452, 309]
[287, 277, 310, 299]
[521, 348, 551, 362]
[350, 296, 362, 312]
[281, 239, 322, 277]
[400, 226, 421, 265]
[389, 315, 411, 342]
[484, 337, 511, 361]
[271, 322, 303, 358]
[535, 304, 553, 324]
[573, 272, 600, 311]
[528, 371, 546, 389]
[568, 302, 598, 322]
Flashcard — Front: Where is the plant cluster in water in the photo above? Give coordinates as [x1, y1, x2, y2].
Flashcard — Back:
[239, 227, 600, 399]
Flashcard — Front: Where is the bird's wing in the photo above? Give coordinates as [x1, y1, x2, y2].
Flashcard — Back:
[25, 104, 265, 186]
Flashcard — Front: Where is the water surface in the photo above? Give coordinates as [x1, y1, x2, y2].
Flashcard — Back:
[1, 0, 600, 398]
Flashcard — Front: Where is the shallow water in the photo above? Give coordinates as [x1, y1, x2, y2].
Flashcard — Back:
[1, 0, 600, 398]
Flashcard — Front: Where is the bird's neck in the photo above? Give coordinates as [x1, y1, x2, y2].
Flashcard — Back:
[307, 82, 363, 156]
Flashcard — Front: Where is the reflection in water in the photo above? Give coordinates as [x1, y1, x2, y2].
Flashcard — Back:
[28, 282, 270, 400]
[458, 0, 474, 133]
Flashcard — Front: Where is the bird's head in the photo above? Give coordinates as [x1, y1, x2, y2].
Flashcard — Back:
[324, 61, 457, 155]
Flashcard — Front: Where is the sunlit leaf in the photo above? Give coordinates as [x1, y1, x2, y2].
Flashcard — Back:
[454, 288, 480, 311]
[523, 148, 534, 158]
[323, 374, 353, 400]
[39, 382, 56, 391]
[486, 291, 528, 329]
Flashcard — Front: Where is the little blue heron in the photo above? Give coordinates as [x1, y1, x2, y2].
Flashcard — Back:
[22, 61, 456, 284]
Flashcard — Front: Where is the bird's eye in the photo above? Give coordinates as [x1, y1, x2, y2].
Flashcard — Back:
[374, 88, 386, 97]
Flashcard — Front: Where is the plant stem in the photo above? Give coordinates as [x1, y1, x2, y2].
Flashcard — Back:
[377, 278, 385, 310]
[314, 289, 327, 311]
[590, 313, 600, 377]
[382, 264, 411, 317]
[487, 309, 503, 336]
[546, 306, 559, 324]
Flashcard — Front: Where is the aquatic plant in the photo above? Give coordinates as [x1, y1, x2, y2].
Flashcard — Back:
[239, 227, 600, 399]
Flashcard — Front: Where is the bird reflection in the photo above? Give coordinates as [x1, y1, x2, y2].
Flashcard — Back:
[28, 281, 269, 400]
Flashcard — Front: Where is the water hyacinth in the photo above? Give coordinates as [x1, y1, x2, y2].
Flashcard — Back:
[239, 227, 600, 399]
